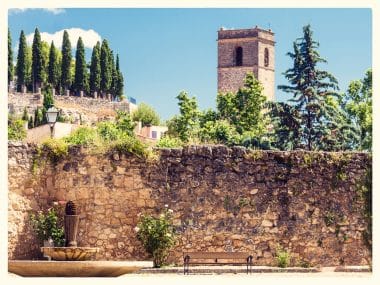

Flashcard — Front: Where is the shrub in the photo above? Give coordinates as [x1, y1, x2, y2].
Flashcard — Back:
[110, 134, 150, 158]
[42, 138, 68, 162]
[30, 207, 65, 246]
[136, 207, 176, 267]
[97, 121, 122, 141]
[8, 116, 27, 141]
[156, 136, 183, 148]
[65, 127, 98, 146]
[275, 246, 290, 268]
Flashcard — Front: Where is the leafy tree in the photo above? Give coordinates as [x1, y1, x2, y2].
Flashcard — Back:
[278, 25, 339, 150]
[31, 28, 44, 90]
[48, 41, 60, 89]
[89, 41, 101, 95]
[8, 28, 14, 84]
[115, 111, 136, 135]
[61, 30, 72, 91]
[74, 37, 87, 94]
[43, 87, 54, 110]
[175, 91, 200, 142]
[132, 103, 160, 127]
[199, 119, 239, 146]
[16, 30, 28, 90]
[341, 69, 372, 150]
[217, 72, 269, 138]
[100, 39, 112, 96]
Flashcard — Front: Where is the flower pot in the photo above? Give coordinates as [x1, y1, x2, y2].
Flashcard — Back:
[64, 215, 79, 247]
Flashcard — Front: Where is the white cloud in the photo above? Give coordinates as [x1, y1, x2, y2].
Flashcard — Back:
[25, 28, 102, 49]
[9, 8, 66, 15]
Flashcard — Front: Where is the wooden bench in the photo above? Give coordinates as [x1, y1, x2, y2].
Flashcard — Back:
[183, 252, 253, 274]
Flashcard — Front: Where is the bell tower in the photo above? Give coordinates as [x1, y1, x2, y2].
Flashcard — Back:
[217, 26, 275, 101]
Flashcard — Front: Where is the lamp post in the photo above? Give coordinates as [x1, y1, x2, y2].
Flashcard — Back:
[46, 106, 59, 138]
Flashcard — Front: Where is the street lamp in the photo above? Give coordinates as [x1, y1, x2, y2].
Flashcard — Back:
[46, 106, 59, 138]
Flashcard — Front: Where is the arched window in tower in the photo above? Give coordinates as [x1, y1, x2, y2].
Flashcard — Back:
[235, 47, 243, 66]
[264, 48, 269, 67]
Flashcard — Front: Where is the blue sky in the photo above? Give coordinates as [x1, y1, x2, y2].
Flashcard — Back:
[8, 8, 372, 120]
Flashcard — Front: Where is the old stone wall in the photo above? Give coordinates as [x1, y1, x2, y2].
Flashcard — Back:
[8, 92, 137, 125]
[8, 143, 371, 266]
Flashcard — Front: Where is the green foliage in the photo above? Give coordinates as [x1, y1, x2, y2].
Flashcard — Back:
[199, 119, 239, 146]
[110, 135, 150, 158]
[42, 138, 69, 162]
[8, 28, 14, 84]
[132, 103, 161, 127]
[43, 87, 54, 109]
[34, 107, 44, 127]
[64, 127, 98, 146]
[136, 208, 176, 267]
[31, 27, 44, 88]
[48, 41, 60, 89]
[90, 41, 101, 94]
[341, 69, 372, 151]
[8, 115, 27, 141]
[175, 91, 200, 142]
[114, 54, 124, 99]
[61, 30, 72, 90]
[275, 246, 290, 268]
[74, 37, 87, 93]
[100, 39, 112, 95]
[16, 30, 28, 89]
[278, 25, 340, 151]
[29, 207, 65, 246]
[97, 122, 123, 141]
[217, 73, 268, 136]
[22, 108, 29, 121]
[156, 136, 183, 148]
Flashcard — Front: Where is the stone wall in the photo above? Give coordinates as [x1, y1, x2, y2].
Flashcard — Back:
[8, 143, 371, 266]
[8, 92, 137, 124]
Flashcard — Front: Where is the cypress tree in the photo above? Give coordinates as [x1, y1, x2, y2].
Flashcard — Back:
[16, 30, 28, 91]
[74, 37, 86, 94]
[32, 27, 44, 91]
[110, 50, 117, 99]
[89, 42, 101, 96]
[28, 115, 34, 129]
[278, 25, 339, 151]
[61, 30, 72, 92]
[8, 28, 14, 85]
[48, 41, 59, 89]
[100, 39, 111, 97]
[115, 54, 124, 99]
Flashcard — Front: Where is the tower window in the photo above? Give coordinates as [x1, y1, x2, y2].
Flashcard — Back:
[235, 47, 243, 66]
[264, 48, 269, 67]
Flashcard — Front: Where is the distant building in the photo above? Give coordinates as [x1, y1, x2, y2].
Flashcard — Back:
[134, 122, 167, 142]
[217, 26, 275, 101]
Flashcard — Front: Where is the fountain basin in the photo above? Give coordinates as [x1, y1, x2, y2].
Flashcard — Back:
[8, 260, 153, 277]
[41, 247, 99, 261]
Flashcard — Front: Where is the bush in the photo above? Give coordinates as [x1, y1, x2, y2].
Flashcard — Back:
[136, 207, 176, 267]
[97, 121, 122, 141]
[156, 136, 183, 148]
[65, 127, 98, 146]
[30, 207, 65, 246]
[275, 246, 290, 268]
[110, 134, 150, 158]
[42, 138, 68, 162]
[8, 116, 27, 141]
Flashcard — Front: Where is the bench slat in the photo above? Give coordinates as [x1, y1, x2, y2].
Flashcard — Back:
[183, 252, 250, 259]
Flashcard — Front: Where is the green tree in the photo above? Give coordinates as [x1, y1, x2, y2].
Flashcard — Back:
[278, 25, 339, 151]
[267, 101, 302, 150]
[132, 103, 160, 127]
[8, 28, 14, 85]
[31, 28, 44, 90]
[100, 39, 112, 97]
[43, 87, 54, 110]
[89, 41, 101, 96]
[61, 30, 72, 91]
[217, 72, 269, 138]
[341, 69, 372, 151]
[175, 91, 200, 142]
[115, 54, 124, 99]
[48, 41, 60, 89]
[74, 37, 87, 94]
[16, 30, 28, 91]
[40, 41, 50, 84]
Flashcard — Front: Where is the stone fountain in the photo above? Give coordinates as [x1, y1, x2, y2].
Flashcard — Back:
[41, 200, 99, 261]
[9, 200, 152, 276]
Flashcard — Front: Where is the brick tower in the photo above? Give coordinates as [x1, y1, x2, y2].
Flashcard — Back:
[217, 26, 275, 101]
